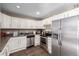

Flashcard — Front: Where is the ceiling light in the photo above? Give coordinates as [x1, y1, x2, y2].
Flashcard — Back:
[16, 5, 20, 8]
[36, 11, 40, 15]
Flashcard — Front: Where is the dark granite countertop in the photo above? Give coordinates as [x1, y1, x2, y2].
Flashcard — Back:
[27, 34, 35, 38]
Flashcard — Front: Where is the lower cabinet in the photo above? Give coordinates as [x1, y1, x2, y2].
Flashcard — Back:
[34, 35, 40, 46]
[0, 36, 27, 56]
[47, 37, 52, 54]
[9, 36, 27, 54]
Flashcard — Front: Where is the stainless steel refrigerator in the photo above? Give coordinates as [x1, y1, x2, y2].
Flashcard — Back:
[52, 15, 79, 56]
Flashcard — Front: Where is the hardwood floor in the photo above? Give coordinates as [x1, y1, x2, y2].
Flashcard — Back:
[10, 46, 49, 56]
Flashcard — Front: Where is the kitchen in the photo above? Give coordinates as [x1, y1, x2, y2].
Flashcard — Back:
[0, 3, 79, 56]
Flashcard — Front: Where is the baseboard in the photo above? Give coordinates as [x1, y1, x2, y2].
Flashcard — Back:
[9, 47, 26, 54]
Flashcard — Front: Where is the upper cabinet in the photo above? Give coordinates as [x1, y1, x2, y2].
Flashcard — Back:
[11, 17, 21, 28]
[42, 8, 79, 31]
[52, 13, 65, 21]
[0, 13, 44, 29]
[42, 17, 52, 31]
[15, 18, 44, 29]
[36, 21, 44, 29]
[1, 13, 11, 28]
[52, 8, 79, 21]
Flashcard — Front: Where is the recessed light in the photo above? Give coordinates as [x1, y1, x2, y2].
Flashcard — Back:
[16, 5, 20, 8]
[36, 11, 40, 15]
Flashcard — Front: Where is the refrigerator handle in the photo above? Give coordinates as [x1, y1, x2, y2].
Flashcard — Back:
[58, 34, 62, 46]
[58, 40, 62, 46]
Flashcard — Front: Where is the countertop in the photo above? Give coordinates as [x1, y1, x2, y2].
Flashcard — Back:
[41, 36, 52, 39]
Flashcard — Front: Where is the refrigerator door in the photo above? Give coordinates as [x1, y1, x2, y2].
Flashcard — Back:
[52, 20, 61, 56]
[77, 17, 79, 56]
[61, 16, 78, 56]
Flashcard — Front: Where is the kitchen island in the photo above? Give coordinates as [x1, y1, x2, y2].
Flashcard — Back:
[0, 35, 27, 56]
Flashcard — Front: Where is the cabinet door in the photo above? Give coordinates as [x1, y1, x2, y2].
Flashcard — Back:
[19, 37, 26, 49]
[2, 14, 11, 28]
[29, 20, 32, 28]
[9, 37, 19, 53]
[35, 35, 40, 46]
[53, 13, 64, 20]
[9, 37, 26, 53]
[32, 21, 36, 29]
[34, 21, 38, 29]
[65, 8, 79, 18]
[11, 17, 18, 28]
[20, 19, 27, 28]
[47, 37, 52, 54]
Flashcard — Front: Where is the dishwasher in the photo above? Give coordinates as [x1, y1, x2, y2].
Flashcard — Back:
[27, 35, 35, 48]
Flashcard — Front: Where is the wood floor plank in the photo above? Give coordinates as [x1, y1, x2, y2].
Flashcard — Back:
[10, 46, 49, 56]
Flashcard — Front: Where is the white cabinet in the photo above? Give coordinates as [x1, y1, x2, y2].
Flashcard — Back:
[19, 37, 27, 49]
[32, 21, 44, 29]
[34, 35, 40, 46]
[37, 21, 44, 29]
[52, 8, 79, 21]
[64, 8, 79, 18]
[0, 36, 27, 56]
[20, 19, 25, 28]
[20, 19, 28, 28]
[31, 20, 36, 29]
[42, 17, 52, 30]
[0, 13, 44, 29]
[24, 20, 30, 28]
[34, 21, 39, 29]
[9, 37, 19, 53]
[53, 13, 64, 20]
[47, 37, 52, 54]
[9, 36, 26, 53]
[11, 17, 19, 28]
[1, 13, 11, 28]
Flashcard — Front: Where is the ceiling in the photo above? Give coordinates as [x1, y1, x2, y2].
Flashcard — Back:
[0, 3, 78, 20]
